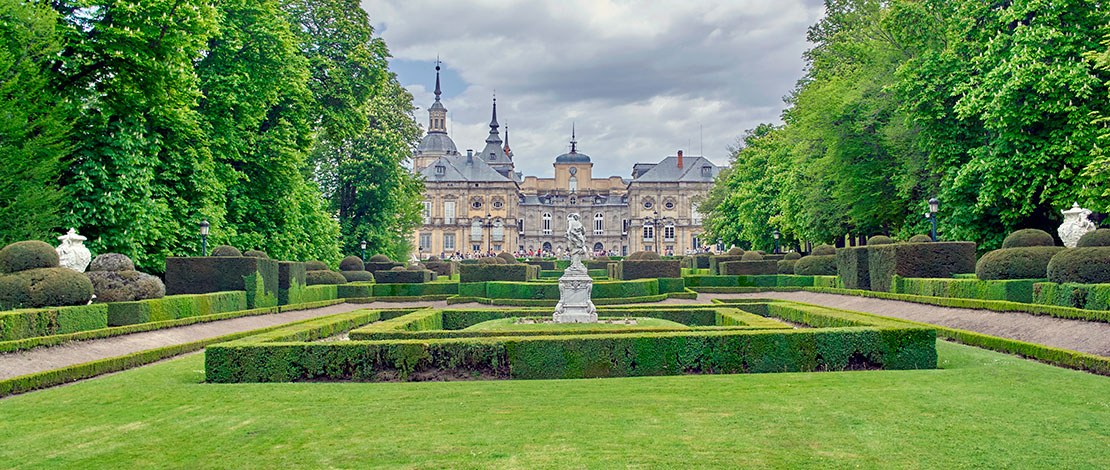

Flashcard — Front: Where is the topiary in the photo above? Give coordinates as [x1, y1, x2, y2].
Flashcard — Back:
[725, 247, 744, 256]
[0, 240, 59, 274]
[794, 255, 837, 276]
[741, 252, 763, 261]
[22, 267, 94, 307]
[1077, 229, 1110, 247]
[811, 244, 836, 256]
[390, 266, 406, 271]
[339, 256, 365, 271]
[305, 260, 329, 271]
[594, 255, 611, 261]
[497, 252, 518, 264]
[908, 234, 933, 243]
[86, 270, 166, 302]
[1002, 229, 1055, 248]
[867, 235, 894, 245]
[340, 271, 373, 282]
[243, 250, 269, 259]
[368, 254, 391, 263]
[975, 246, 1063, 280]
[306, 270, 347, 285]
[783, 252, 801, 260]
[406, 264, 425, 271]
[211, 245, 242, 257]
[777, 260, 796, 274]
[1046, 247, 1110, 284]
[626, 251, 662, 261]
[89, 253, 135, 272]
[477, 256, 506, 265]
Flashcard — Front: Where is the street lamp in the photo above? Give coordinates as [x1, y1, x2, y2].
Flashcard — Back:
[773, 229, 780, 254]
[485, 212, 493, 254]
[360, 240, 367, 262]
[198, 219, 210, 256]
[928, 197, 940, 241]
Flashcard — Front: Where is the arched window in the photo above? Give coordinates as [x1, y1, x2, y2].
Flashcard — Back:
[470, 219, 482, 241]
[568, 175, 577, 193]
[542, 213, 552, 235]
[594, 213, 604, 235]
[643, 220, 654, 241]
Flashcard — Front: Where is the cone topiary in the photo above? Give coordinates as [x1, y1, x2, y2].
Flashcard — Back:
[305, 260, 329, 271]
[908, 234, 933, 243]
[725, 247, 744, 256]
[783, 252, 801, 260]
[243, 250, 269, 259]
[868, 235, 894, 245]
[811, 244, 836, 256]
[1002, 229, 1055, 248]
[368, 254, 391, 263]
[1077, 229, 1110, 247]
[0, 240, 59, 274]
[211, 245, 242, 257]
[306, 270, 347, 285]
[627, 251, 662, 261]
[741, 252, 764, 261]
[339, 256, 365, 271]
[89, 253, 135, 272]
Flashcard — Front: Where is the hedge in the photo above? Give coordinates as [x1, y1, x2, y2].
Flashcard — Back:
[206, 302, 936, 382]
[375, 270, 435, 284]
[868, 242, 977, 292]
[0, 303, 108, 341]
[891, 277, 1042, 304]
[364, 261, 405, 278]
[278, 261, 308, 306]
[460, 264, 539, 283]
[302, 285, 338, 303]
[522, 260, 556, 270]
[165, 256, 279, 308]
[805, 286, 1110, 323]
[106, 291, 246, 326]
[337, 282, 376, 298]
[423, 260, 458, 277]
[617, 260, 681, 280]
[709, 255, 745, 275]
[1032, 282, 1110, 311]
[371, 282, 459, 297]
[719, 260, 778, 276]
[682, 274, 834, 289]
[837, 246, 870, 290]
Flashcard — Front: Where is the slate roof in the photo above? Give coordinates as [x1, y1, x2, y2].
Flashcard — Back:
[631, 156, 719, 182]
[419, 154, 513, 183]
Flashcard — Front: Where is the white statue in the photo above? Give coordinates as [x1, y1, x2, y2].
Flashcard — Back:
[554, 213, 596, 323]
[56, 228, 92, 272]
[1058, 202, 1097, 248]
[565, 213, 588, 267]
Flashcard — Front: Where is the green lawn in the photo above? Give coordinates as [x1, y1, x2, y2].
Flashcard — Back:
[463, 317, 688, 331]
[0, 341, 1107, 469]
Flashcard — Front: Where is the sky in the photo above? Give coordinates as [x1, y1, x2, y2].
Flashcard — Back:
[361, 0, 826, 179]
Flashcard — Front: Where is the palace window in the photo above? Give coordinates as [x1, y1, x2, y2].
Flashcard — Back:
[542, 213, 552, 235]
[493, 219, 504, 242]
[664, 223, 675, 241]
[470, 220, 482, 241]
[594, 213, 604, 236]
[443, 201, 456, 225]
[422, 201, 431, 224]
[435, 165, 445, 175]
[643, 223, 654, 242]
[419, 233, 432, 251]
[443, 233, 455, 251]
[701, 165, 713, 177]
[569, 175, 577, 193]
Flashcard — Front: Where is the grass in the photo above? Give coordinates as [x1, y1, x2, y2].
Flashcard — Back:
[0, 341, 1107, 469]
[462, 316, 689, 331]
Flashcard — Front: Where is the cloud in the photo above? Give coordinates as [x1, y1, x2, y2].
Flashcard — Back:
[362, 0, 825, 178]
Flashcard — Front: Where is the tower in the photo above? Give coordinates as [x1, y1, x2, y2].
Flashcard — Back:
[477, 96, 516, 179]
[414, 59, 459, 171]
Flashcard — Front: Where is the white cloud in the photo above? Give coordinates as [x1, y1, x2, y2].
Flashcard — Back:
[362, 0, 825, 177]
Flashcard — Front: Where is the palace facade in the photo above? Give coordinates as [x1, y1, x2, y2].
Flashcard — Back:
[411, 65, 719, 258]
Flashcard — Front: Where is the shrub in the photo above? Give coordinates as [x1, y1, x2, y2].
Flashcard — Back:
[376, 270, 433, 284]
[741, 252, 763, 261]
[867, 242, 978, 292]
[1077, 229, 1110, 247]
[976, 246, 1062, 280]
[594, 255, 611, 261]
[783, 252, 801, 260]
[306, 270, 347, 285]
[278, 261, 307, 305]
[305, 260, 329, 271]
[725, 247, 744, 256]
[86, 270, 165, 303]
[626, 251, 661, 261]
[164, 257, 279, 309]
[867, 235, 893, 245]
[89, 253, 134, 272]
[368, 254, 392, 263]
[460, 264, 538, 283]
[0, 241, 59, 274]
[837, 246, 870, 290]
[478, 256, 506, 265]
[908, 234, 933, 243]
[794, 255, 837, 276]
[523, 260, 556, 270]
[211, 245, 241, 257]
[423, 260, 457, 277]
[618, 259, 681, 280]
[720, 260, 777, 275]
[340, 271, 374, 282]
[497, 252, 518, 264]
[339, 256, 364, 271]
[811, 244, 836, 256]
[777, 260, 796, 274]
[25, 268, 94, 307]
[1046, 247, 1110, 284]
[1002, 229, 1055, 248]
[243, 250, 269, 259]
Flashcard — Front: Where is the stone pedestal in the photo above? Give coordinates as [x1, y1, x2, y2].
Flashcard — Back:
[553, 258, 596, 323]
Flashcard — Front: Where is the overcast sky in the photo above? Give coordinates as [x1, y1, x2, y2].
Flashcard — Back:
[361, 0, 826, 178]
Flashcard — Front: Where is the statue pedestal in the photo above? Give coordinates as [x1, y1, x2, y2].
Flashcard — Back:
[553, 259, 596, 323]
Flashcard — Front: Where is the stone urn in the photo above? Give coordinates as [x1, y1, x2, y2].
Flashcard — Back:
[56, 228, 92, 272]
[1058, 202, 1097, 248]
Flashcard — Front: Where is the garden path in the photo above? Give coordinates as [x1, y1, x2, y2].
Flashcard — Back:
[713, 292, 1110, 357]
[0, 300, 446, 381]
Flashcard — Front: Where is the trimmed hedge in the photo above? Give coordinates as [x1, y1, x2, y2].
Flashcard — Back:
[372, 282, 459, 297]
[709, 255, 745, 275]
[0, 304, 108, 340]
[867, 242, 977, 292]
[1032, 282, 1110, 311]
[365, 261, 405, 278]
[302, 285, 338, 303]
[306, 270, 347, 285]
[1002, 229, 1055, 248]
[837, 246, 870, 290]
[617, 259, 681, 280]
[460, 264, 539, 283]
[1046, 247, 1110, 284]
[1077, 229, 1110, 247]
[891, 276, 1041, 304]
[976, 246, 1062, 280]
[337, 282, 375, 298]
[0, 240, 59, 274]
[794, 255, 836, 276]
[277, 261, 307, 305]
[107, 291, 246, 326]
[375, 270, 435, 284]
[0, 267, 95, 309]
[522, 260, 556, 270]
[423, 260, 458, 277]
[719, 260, 777, 276]
[165, 256, 279, 309]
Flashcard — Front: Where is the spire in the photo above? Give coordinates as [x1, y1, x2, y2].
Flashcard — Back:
[489, 94, 499, 131]
[433, 57, 442, 102]
[570, 122, 578, 153]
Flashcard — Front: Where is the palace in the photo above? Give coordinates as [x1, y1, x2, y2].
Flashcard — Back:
[411, 64, 719, 258]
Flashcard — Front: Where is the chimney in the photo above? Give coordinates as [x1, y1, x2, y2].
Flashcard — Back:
[677, 150, 684, 169]
[466, 149, 473, 164]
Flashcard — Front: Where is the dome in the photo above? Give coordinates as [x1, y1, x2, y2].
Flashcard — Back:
[417, 133, 458, 155]
[555, 151, 591, 163]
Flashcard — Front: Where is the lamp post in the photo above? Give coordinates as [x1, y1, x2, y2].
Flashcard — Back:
[773, 229, 780, 254]
[928, 197, 940, 241]
[485, 212, 493, 254]
[360, 240, 367, 262]
[198, 219, 210, 256]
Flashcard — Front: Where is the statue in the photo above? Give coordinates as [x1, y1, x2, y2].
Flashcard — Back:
[565, 213, 588, 268]
[554, 213, 596, 323]
[1059, 202, 1097, 248]
[56, 228, 92, 272]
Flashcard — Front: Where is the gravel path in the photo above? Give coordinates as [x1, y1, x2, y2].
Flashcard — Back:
[711, 292, 1110, 357]
[0, 300, 443, 381]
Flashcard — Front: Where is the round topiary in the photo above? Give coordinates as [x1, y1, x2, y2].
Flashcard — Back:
[477, 256, 506, 265]
[0, 240, 59, 274]
[497, 252, 518, 264]
[1046, 247, 1110, 284]
[86, 270, 165, 303]
[211, 245, 242, 257]
[811, 244, 836, 256]
[89, 253, 135, 272]
[777, 260, 796, 274]
[794, 255, 837, 276]
[0, 273, 32, 308]
[340, 270, 373, 282]
[406, 264, 425, 271]
[243, 250, 269, 259]
[627, 251, 662, 261]
[783, 252, 801, 260]
[975, 246, 1063, 280]
[741, 252, 763, 261]
[1002, 229, 1055, 248]
[21, 267, 94, 307]
[867, 235, 894, 245]
[908, 234, 933, 243]
[305, 260, 329, 271]
[306, 270, 347, 285]
[594, 255, 611, 261]
[725, 247, 744, 256]
[390, 266, 406, 271]
[368, 254, 391, 263]
[1077, 229, 1110, 247]
[339, 256, 365, 271]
